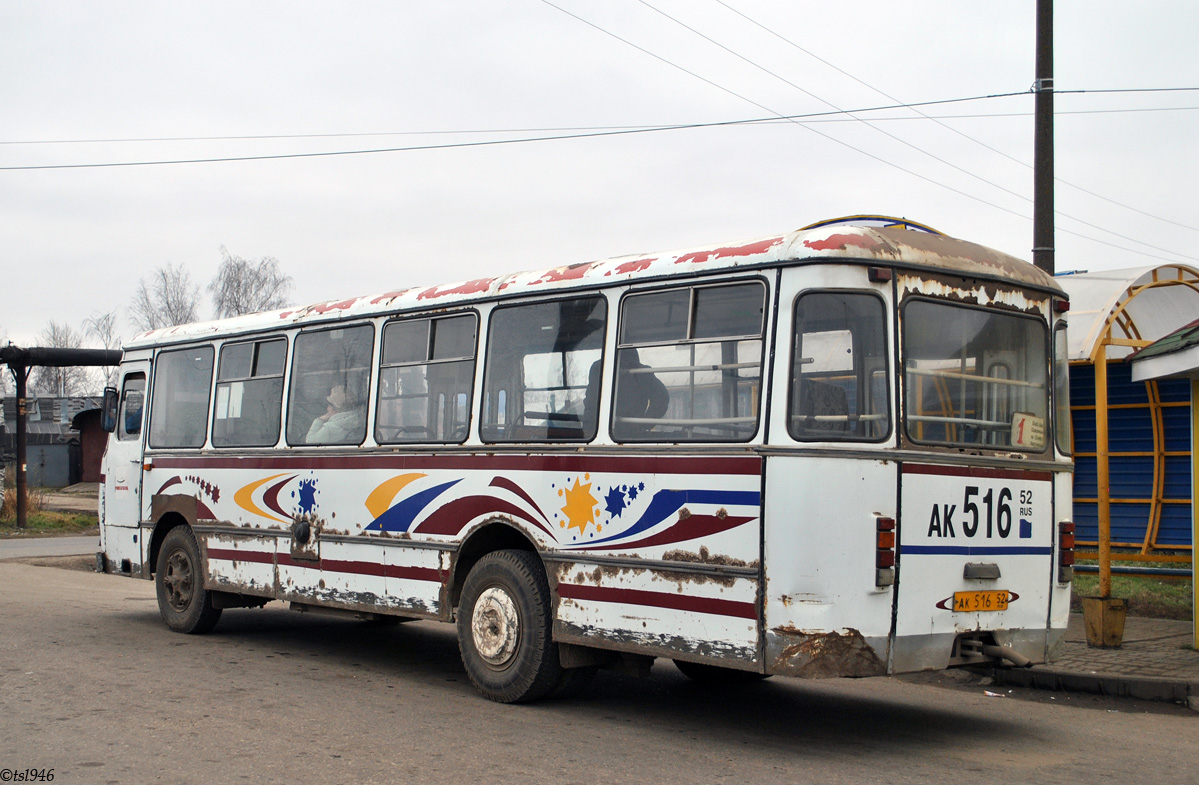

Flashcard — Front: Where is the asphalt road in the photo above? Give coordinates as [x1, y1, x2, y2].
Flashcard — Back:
[0, 535, 97, 559]
[1, 560, 1195, 785]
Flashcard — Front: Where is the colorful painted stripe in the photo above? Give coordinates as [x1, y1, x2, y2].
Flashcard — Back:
[557, 583, 757, 620]
[150, 453, 763, 476]
[206, 547, 443, 583]
[900, 545, 1053, 556]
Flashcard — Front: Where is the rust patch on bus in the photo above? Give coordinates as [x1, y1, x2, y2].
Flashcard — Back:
[662, 545, 757, 570]
[289, 513, 323, 562]
[771, 626, 886, 678]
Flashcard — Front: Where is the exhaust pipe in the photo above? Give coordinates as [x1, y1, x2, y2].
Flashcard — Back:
[981, 644, 1032, 668]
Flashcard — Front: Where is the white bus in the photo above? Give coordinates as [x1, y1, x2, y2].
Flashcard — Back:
[98, 216, 1076, 702]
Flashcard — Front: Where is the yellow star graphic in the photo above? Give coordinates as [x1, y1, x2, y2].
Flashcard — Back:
[560, 477, 598, 535]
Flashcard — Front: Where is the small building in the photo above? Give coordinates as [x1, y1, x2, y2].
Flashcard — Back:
[1, 395, 102, 489]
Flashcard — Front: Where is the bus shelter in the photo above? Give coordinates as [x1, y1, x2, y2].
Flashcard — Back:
[1130, 318, 1199, 648]
[1056, 265, 1199, 601]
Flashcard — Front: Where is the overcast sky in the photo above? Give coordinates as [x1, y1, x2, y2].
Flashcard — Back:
[2, 1, 1197, 348]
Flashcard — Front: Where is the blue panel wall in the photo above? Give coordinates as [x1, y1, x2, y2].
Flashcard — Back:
[1069, 362, 1193, 550]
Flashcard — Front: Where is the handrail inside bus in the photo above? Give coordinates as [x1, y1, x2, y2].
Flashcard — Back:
[625, 362, 759, 375]
[906, 414, 1012, 429]
[905, 366, 1045, 389]
[616, 416, 757, 425]
[790, 413, 887, 423]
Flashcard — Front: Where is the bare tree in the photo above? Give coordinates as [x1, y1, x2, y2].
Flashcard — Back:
[0, 325, 9, 396]
[83, 310, 123, 388]
[209, 247, 293, 318]
[33, 320, 98, 397]
[130, 264, 201, 332]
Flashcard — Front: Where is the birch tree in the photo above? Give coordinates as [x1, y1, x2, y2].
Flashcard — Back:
[209, 247, 293, 318]
[130, 264, 201, 332]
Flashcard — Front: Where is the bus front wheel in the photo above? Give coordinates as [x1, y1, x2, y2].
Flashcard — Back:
[155, 526, 222, 634]
[456, 549, 562, 703]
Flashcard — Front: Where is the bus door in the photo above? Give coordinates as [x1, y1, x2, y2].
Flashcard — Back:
[101, 363, 149, 574]
[893, 463, 1056, 671]
[763, 273, 899, 678]
[892, 295, 1058, 671]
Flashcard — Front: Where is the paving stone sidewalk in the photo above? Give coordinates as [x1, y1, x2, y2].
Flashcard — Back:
[994, 612, 1199, 710]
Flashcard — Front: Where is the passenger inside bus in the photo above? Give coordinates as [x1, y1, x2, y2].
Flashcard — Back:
[612, 349, 669, 436]
[306, 385, 364, 444]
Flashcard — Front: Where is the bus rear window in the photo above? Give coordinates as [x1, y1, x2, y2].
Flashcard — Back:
[903, 299, 1048, 451]
[790, 291, 889, 441]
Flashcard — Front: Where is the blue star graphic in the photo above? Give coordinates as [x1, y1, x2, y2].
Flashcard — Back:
[604, 487, 627, 518]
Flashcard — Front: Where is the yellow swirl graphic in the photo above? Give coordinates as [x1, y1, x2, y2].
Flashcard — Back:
[364, 473, 427, 519]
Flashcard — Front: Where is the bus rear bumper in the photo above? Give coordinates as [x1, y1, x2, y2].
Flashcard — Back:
[891, 627, 1059, 673]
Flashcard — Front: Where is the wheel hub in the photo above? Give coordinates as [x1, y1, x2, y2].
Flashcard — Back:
[162, 548, 194, 611]
[471, 586, 519, 667]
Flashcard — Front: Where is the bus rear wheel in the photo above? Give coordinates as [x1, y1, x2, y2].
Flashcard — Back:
[456, 549, 562, 703]
[156, 526, 222, 634]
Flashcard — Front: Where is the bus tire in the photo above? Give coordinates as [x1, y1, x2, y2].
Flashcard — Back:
[155, 526, 222, 634]
[456, 549, 561, 703]
[673, 659, 769, 684]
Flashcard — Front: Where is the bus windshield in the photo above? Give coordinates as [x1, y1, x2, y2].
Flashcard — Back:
[903, 299, 1048, 451]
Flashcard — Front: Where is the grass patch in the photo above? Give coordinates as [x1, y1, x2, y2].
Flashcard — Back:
[1071, 573, 1193, 620]
[0, 510, 98, 536]
[0, 488, 98, 536]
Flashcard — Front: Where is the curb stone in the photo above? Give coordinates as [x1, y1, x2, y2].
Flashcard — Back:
[991, 666, 1194, 710]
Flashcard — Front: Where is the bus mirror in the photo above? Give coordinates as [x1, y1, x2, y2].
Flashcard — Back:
[101, 386, 118, 432]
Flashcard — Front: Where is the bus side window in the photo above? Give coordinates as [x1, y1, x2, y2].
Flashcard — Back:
[789, 291, 890, 442]
[613, 281, 765, 443]
[481, 297, 606, 443]
[213, 338, 287, 448]
[118, 374, 146, 441]
[286, 324, 374, 446]
[148, 347, 215, 449]
[376, 313, 477, 444]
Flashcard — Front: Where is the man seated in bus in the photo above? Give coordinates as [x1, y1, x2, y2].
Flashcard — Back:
[306, 385, 363, 444]
[613, 349, 669, 437]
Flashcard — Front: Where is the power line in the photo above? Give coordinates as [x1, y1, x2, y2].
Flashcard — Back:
[4, 104, 1194, 149]
[0, 92, 1029, 148]
[637, 0, 1037, 215]
[711, 0, 1199, 238]
[0, 95, 1030, 171]
[538, 0, 1040, 224]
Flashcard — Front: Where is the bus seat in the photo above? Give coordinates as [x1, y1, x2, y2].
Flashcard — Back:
[799, 378, 849, 433]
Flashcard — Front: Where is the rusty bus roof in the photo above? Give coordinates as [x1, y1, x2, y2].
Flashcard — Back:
[126, 221, 1063, 350]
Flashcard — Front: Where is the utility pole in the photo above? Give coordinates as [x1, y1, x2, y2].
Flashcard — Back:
[1033, 0, 1055, 275]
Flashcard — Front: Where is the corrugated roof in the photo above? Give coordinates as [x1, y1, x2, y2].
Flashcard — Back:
[1056, 264, 1199, 362]
[1132, 317, 1199, 361]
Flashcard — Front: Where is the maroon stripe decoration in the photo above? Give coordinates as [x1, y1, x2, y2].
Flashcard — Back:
[206, 548, 442, 583]
[414, 495, 552, 537]
[151, 452, 762, 476]
[902, 463, 1053, 482]
[208, 547, 274, 564]
[557, 582, 756, 620]
[578, 514, 755, 552]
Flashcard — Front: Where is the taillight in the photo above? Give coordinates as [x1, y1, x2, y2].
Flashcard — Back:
[1058, 521, 1075, 583]
[876, 516, 896, 586]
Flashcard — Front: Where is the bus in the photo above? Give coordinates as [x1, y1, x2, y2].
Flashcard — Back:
[97, 216, 1075, 703]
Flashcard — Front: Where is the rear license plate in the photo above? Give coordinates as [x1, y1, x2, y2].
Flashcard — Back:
[953, 590, 1009, 612]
